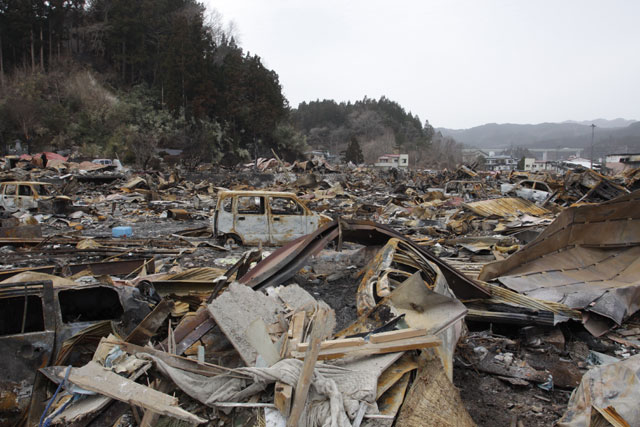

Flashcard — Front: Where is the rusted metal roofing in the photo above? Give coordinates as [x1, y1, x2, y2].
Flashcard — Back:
[463, 197, 550, 218]
[239, 219, 490, 300]
[479, 190, 640, 336]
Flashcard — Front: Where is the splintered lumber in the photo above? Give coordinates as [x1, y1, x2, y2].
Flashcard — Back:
[376, 353, 419, 399]
[274, 383, 293, 417]
[293, 335, 441, 361]
[289, 311, 306, 345]
[275, 311, 305, 417]
[296, 337, 365, 352]
[42, 362, 207, 425]
[369, 328, 427, 344]
[287, 308, 334, 427]
[125, 299, 174, 345]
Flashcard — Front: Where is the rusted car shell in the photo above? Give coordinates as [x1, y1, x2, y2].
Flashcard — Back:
[0, 276, 150, 425]
[212, 190, 331, 246]
[0, 181, 71, 213]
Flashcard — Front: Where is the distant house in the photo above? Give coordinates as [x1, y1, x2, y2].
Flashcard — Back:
[375, 154, 409, 169]
[561, 156, 601, 171]
[605, 153, 640, 174]
[484, 154, 517, 171]
[461, 148, 489, 164]
[523, 158, 560, 172]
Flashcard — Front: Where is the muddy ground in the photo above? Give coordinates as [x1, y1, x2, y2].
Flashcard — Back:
[454, 368, 570, 427]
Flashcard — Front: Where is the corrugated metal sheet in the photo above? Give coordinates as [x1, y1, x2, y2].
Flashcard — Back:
[479, 190, 640, 335]
[463, 197, 550, 218]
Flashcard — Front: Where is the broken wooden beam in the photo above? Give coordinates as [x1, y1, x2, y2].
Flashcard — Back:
[296, 336, 365, 352]
[41, 362, 207, 424]
[125, 299, 174, 345]
[287, 308, 333, 427]
[292, 335, 441, 361]
[369, 328, 427, 344]
[274, 383, 293, 417]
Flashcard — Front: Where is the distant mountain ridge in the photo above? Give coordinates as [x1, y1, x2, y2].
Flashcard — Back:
[562, 118, 636, 128]
[438, 119, 640, 157]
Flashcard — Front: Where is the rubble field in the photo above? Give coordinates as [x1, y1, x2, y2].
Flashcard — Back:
[1, 154, 640, 427]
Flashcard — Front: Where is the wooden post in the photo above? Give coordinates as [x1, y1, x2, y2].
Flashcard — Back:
[287, 308, 331, 427]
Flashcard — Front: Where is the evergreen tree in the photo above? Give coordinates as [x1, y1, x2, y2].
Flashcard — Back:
[344, 137, 364, 164]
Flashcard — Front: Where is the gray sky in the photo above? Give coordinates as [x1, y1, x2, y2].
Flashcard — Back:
[203, 0, 640, 129]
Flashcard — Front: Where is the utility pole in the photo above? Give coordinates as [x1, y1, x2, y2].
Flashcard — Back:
[590, 124, 596, 169]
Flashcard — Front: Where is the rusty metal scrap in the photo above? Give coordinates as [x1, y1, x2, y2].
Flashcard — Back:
[463, 197, 551, 218]
[480, 190, 640, 335]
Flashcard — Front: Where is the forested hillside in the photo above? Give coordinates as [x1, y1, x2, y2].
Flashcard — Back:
[291, 98, 462, 168]
[0, 1, 450, 168]
[0, 0, 307, 165]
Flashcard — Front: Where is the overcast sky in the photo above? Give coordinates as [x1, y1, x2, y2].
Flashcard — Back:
[203, 0, 639, 129]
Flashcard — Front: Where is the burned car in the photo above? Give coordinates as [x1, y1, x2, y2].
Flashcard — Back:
[500, 179, 552, 204]
[0, 277, 151, 425]
[212, 190, 332, 246]
[0, 181, 71, 214]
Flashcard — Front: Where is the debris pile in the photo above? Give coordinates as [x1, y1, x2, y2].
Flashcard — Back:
[2, 155, 640, 426]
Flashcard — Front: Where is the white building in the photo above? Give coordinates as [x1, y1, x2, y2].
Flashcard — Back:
[485, 154, 517, 171]
[561, 157, 601, 171]
[605, 153, 640, 174]
[523, 158, 560, 172]
[375, 154, 409, 169]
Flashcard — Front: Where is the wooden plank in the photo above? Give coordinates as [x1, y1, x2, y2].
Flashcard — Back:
[292, 335, 441, 361]
[43, 362, 207, 424]
[287, 308, 332, 427]
[296, 337, 365, 352]
[140, 380, 172, 427]
[376, 353, 419, 399]
[289, 312, 306, 343]
[369, 328, 427, 344]
[274, 383, 293, 417]
[125, 299, 174, 345]
[274, 311, 305, 417]
[52, 357, 152, 425]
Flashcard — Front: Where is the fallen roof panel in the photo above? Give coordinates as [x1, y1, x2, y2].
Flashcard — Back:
[463, 197, 550, 218]
[479, 190, 640, 335]
[239, 219, 490, 300]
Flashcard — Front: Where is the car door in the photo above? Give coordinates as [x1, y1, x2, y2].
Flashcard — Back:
[0, 281, 55, 425]
[268, 196, 306, 244]
[515, 181, 536, 201]
[234, 196, 269, 244]
[16, 184, 37, 210]
[1, 183, 17, 211]
[530, 182, 551, 203]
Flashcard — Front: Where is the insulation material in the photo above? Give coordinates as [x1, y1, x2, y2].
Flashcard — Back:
[394, 355, 475, 427]
[144, 354, 378, 427]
